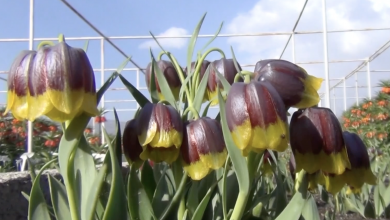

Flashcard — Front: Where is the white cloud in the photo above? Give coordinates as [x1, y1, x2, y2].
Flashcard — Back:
[225, 0, 390, 115]
[139, 27, 188, 50]
[226, 0, 390, 71]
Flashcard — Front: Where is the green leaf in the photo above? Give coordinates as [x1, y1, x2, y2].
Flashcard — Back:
[119, 74, 151, 107]
[275, 170, 308, 220]
[199, 22, 223, 53]
[22, 191, 30, 202]
[186, 13, 207, 77]
[230, 46, 242, 76]
[186, 181, 199, 218]
[150, 50, 177, 109]
[101, 128, 128, 220]
[201, 102, 212, 117]
[217, 89, 249, 192]
[83, 40, 89, 52]
[128, 164, 156, 220]
[301, 194, 320, 220]
[48, 175, 71, 220]
[97, 57, 130, 103]
[215, 66, 232, 93]
[113, 109, 123, 169]
[193, 65, 210, 113]
[149, 61, 160, 103]
[141, 161, 157, 202]
[85, 164, 108, 220]
[343, 194, 365, 218]
[191, 181, 218, 220]
[28, 159, 56, 220]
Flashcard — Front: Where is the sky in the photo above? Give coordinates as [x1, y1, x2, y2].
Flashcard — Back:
[0, 0, 390, 122]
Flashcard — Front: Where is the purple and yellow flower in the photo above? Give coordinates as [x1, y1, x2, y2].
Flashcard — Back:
[180, 117, 227, 180]
[225, 81, 288, 156]
[207, 58, 242, 105]
[290, 107, 351, 175]
[137, 103, 183, 163]
[253, 59, 323, 109]
[5, 35, 99, 122]
[145, 60, 182, 101]
[122, 119, 144, 168]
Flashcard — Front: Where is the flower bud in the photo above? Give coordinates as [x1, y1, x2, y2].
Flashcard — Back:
[253, 59, 323, 109]
[145, 60, 181, 101]
[207, 58, 243, 105]
[290, 107, 351, 175]
[180, 117, 227, 180]
[137, 103, 183, 163]
[122, 119, 144, 168]
[225, 81, 288, 156]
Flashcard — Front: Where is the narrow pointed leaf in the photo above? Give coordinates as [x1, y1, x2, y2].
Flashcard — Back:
[191, 182, 217, 220]
[218, 89, 249, 192]
[150, 52, 177, 108]
[83, 40, 89, 52]
[149, 60, 160, 103]
[101, 128, 128, 220]
[119, 74, 151, 107]
[230, 46, 243, 76]
[28, 159, 56, 220]
[97, 57, 131, 103]
[202, 101, 212, 117]
[48, 175, 71, 220]
[193, 66, 210, 112]
[85, 164, 108, 220]
[186, 13, 207, 76]
[200, 22, 223, 53]
[301, 194, 320, 220]
[215, 66, 232, 93]
[141, 161, 157, 202]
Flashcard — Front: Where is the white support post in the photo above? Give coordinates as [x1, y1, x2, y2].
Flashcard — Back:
[27, 0, 34, 154]
[333, 89, 336, 113]
[136, 68, 140, 110]
[366, 60, 372, 99]
[355, 73, 359, 105]
[343, 78, 347, 111]
[100, 38, 105, 144]
[322, 0, 331, 108]
[292, 33, 296, 63]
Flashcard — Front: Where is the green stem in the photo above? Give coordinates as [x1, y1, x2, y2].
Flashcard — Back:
[166, 53, 194, 107]
[157, 51, 166, 61]
[183, 106, 200, 120]
[37, 41, 55, 50]
[58, 34, 65, 42]
[191, 48, 225, 99]
[66, 145, 80, 220]
[222, 157, 230, 220]
[230, 191, 249, 220]
[160, 172, 189, 220]
[177, 195, 186, 220]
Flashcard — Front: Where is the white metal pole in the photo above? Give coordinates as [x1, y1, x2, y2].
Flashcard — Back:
[333, 89, 336, 113]
[355, 73, 359, 105]
[292, 33, 296, 63]
[100, 38, 105, 144]
[343, 78, 347, 111]
[366, 60, 372, 99]
[322, 0, 331, 108]
[27, 0, 34, 153]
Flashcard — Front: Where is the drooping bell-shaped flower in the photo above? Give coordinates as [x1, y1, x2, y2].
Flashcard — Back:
[207, 58, 242, 105]
[122, 119, 144, 168]
[145, 60, 182, 101]
[5, 50, 36, 120]
[5, 35, 100, 122]
[341, 131, 376, 193]
[225, 81, 289, 156]
[137, 103, 183, 163]
[290, 107, 351, 175]
[253, 59, 323, 109]
[180, 117, 227, 180]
